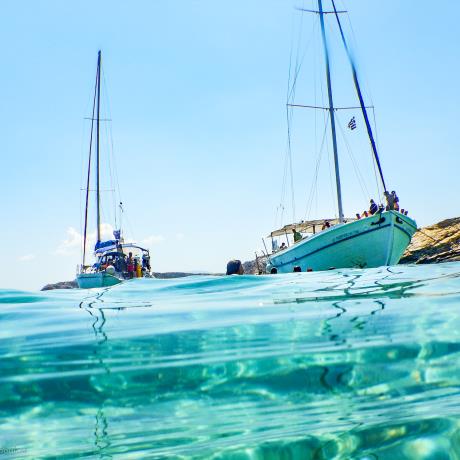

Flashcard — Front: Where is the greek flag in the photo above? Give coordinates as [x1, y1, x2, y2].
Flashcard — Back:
[348, 117, 357, 130]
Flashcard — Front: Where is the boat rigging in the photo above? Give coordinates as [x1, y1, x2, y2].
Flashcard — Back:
[264, 0, 417, 274]
[77, 51, 152, 288]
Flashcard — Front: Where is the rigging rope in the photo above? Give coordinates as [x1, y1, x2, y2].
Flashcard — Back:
[304, 116, 330, 219]
[340, 0, 382, 201]
[324, 112, 336, 218]
[331, 0, 387, 193]
[277, 9, 320, 227]
[335, 111, 371, 201]
[317, 20, 336, 220]
[371, 107, 383, 198]
[82, 62, 99, 267]
[100, 68, 118, 231]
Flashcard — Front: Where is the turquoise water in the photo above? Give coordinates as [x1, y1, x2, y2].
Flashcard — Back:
[2, 263, 460, 459]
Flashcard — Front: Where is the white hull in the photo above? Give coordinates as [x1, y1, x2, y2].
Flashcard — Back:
[267, 211, 417, 273]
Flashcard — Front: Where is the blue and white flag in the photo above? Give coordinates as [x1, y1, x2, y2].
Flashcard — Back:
[348, 117, 357, 130]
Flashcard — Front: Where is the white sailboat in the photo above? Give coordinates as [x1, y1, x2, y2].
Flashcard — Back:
[76, 51, 152, 289]
[265, 0, 417, 274]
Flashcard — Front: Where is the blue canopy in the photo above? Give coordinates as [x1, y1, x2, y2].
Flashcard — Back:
[95, 240, 117, 251]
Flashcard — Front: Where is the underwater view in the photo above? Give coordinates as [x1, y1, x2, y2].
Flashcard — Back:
[2, 262, 460, 459]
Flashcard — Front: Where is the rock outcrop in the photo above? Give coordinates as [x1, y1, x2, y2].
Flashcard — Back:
[243, 255, 268, 275]
[41, 280, 78, 291]
[400, 217, 460, 264]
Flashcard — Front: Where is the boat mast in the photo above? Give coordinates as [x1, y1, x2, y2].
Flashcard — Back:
[96, 50, 102, 243]
[82, 53, 100, 267]
[318, 0, 344, 223]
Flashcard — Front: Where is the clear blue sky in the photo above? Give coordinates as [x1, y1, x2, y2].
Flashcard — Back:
[1, 0, 459, 290]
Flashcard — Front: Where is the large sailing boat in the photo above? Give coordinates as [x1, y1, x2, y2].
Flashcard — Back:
[76, 51, 151, 289]
[265, 0, 417, 274]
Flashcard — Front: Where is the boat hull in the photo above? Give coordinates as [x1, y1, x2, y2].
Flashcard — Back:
[267, 211, 417, 273]
[76, 272, 122, 289]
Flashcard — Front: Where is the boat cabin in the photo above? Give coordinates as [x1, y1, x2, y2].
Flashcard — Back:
[267, 218, 356, 253]
[93, 242, 151, 276]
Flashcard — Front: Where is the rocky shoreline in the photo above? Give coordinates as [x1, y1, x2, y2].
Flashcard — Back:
[400, 217, 460, 264]
[42, 281, 79, 291]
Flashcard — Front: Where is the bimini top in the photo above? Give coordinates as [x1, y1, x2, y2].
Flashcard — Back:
[268, 218, 356, 238]
[94, 240, 117, 251]
[94, 241, 149, 255]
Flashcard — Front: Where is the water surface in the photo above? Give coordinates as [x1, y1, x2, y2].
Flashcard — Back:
[2, 263, 460, 458]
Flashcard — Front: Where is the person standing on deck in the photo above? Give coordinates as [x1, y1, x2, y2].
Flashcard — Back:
[292, 228, 302, 243]
[127, 252, 135, 279]
[384, 191, 395, 211]
[392, 191, 400, 211]
[369, 199, 378, 215]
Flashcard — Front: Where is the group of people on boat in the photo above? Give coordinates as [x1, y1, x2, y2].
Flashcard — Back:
[384, 191, 400, 211]
[270, 189, 410, 256]
[276, 221, 331, 251]
[356, 191, 409, 220]
[125, 251, 151, 278]
[278, 228, 305, 251]
[96, 247, 151, 279]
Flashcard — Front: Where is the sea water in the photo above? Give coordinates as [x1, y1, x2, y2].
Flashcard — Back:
[2, 263, 460, 459]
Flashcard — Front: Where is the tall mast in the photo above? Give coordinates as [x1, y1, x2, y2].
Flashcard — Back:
[82, 57, 99, 266]
[318, 0, 344, 223]
[96, 50, 102, 243]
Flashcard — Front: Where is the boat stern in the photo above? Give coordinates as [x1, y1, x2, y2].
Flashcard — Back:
[76, 272, 122, 289]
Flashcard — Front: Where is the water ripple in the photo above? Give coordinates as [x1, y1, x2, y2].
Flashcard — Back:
[2, 263, 460, 458]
